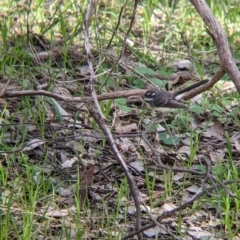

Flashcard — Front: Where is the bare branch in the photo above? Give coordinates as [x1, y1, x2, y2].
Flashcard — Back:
[88, 106, 143, 240]
[189, 0, 240, 93]
[83, 0, 106, 120]
[83, 1, 143, 238]
[183, 69, 225, 100]
[1, 89, 146, 102]
[122, 179, 240, 240]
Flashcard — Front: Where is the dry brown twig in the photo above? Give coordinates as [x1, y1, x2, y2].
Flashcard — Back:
[1, 88, 146, 102]
[83, 0, 106, 121]
[122, 179, 240, 240]
[83, 1, 143, 239]
[0, 78, 12, 96]
[133, 1, 240, 238]
[103, 0, 139, 87]
[183, 0, 240, 100]
[182, 69, 224, 100]
[88, 106, 144, 240]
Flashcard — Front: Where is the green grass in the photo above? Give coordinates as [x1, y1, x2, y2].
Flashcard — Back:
[0, 0, 240, 239]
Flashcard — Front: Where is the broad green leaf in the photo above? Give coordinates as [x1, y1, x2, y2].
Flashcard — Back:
[135, 66, 156, 75]
[189, 104, 205, 113]
[149, 78, 167, 88]
[133, 79, 145, 88]
[159, 132, 181, 145]
[115, 98, 132, 113]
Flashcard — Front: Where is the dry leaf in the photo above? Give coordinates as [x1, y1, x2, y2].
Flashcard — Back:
[178, 146, 191, 155]
[22, 139, 44, 151]
[231, 133, 240, 152]
[213, 80, 236, 94]
[115, 138, 137, 152]
[115, 123, 138, 134]
[40, 205, 76, 217]
[129, 160, 144, 172]
[79, 163, 95, 207]
[202, 120, 224, 139]
[188, 226, 213, 239]
[144, 225, 167, 237]
[173, 172, 184, 181]
[61, 157, 78, 169]
[209, 149, 225, 163]
[187, 185, 201, 194]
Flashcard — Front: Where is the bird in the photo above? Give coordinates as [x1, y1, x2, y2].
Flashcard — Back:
[144, 79, 209, 112]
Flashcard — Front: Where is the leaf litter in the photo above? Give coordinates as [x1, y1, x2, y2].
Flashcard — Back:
[1, 4, 240, 240]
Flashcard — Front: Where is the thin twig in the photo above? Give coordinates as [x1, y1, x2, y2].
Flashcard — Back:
[122, 179, 240, 240]
[183, 69, 225, 100]
[83, 0, 106, 120]
[0, 79, 12, 96]
[1, 89, 146, 102]
[104, 0, 139, 86]
[189, 0, 240, 92]
[83, 1, 143, 238]
[88, 106, 143, 240]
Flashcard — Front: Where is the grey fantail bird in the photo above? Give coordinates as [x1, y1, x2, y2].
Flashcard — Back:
[144, 80, 208, 112]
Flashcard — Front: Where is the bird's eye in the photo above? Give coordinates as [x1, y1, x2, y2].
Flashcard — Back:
[145, 91, 155, 97]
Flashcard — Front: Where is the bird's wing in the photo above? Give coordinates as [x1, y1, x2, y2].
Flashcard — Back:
[164, 100, 187, 109]
[154, 98, 169, 106]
